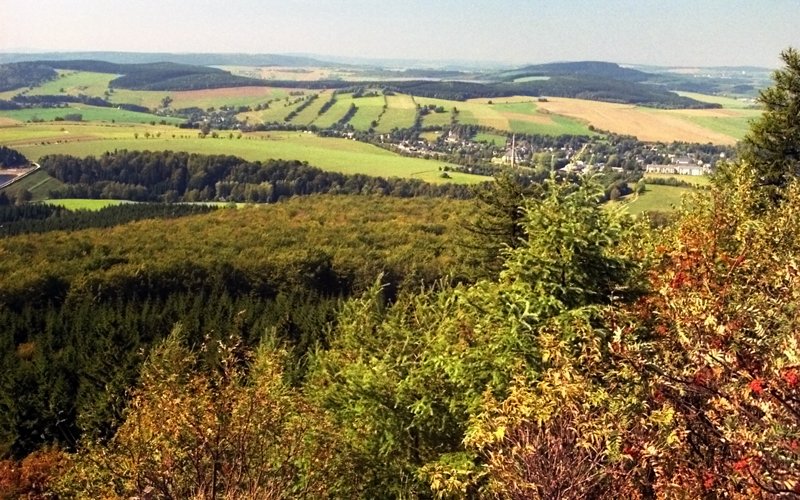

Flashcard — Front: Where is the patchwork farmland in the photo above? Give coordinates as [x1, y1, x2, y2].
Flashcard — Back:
[0, 65, 758, 212]
[2, 69, 759, 144]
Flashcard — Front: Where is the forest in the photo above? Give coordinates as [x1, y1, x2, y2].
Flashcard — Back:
[0, 48, 799, 498]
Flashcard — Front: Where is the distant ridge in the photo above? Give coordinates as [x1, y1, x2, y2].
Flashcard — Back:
[0, 52, 340, 68]
[0, 57, 724, 108]
[0, 60, 264, 92]
[500, 61, 651, 82]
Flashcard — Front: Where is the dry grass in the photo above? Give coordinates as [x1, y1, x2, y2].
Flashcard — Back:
[468, 96, 540, 104]
[257, 67, 335, 81]
[169, 86, 283, 107]
[535, 97, 745, 144]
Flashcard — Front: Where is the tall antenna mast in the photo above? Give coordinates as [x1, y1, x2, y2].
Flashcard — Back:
[511, 133, 516, 168]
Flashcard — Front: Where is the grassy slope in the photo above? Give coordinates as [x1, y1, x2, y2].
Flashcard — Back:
[13, 70, 292, 111]
[164, 87, 291, 110]
[680, 113, 759, 141]
[348, 95, 386, 131]
[643, 172, 711, 186]
[416, 96, 595, 136]
[375, 94, 417, 132]
[28, 71, 117, 96]
[675, 91, 757, 109]
[421, 109, 453, 128]
[0, 106, 184, 125]
[623, 184, 695, 213]
[238, 97, 308, 124]
[290, 90, 332, 125]
[313, 95, 354, 128]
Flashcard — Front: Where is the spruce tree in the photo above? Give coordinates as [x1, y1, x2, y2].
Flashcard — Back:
[742, 47, 800, 196]
[461, 170, 542, 280]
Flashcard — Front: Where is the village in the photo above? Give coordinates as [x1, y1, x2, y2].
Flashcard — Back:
[385, 127, 728, 177]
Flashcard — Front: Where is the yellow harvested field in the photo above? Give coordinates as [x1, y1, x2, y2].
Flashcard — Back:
[0, 118, 20, 126]
[468, 96, 539, 104]
[170, 86, 277, 104]
[661, 108, 748, 118]
[258, 67, 333, 81]
[385, 94, 416, 109]
[535, 97, 741, 144]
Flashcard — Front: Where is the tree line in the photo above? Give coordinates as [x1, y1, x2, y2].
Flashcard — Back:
[0, 202, 218, 237]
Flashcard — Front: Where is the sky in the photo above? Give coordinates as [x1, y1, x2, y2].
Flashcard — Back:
[1, 0, 797, 68]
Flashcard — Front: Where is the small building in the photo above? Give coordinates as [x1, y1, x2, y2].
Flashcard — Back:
[645, 164, 711, 176]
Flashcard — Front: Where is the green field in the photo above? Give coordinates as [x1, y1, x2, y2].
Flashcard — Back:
[0, 105, 184, 125]
[3, 72, 761, 145]
[474, 132, 507, 145]
[420, 97, 509, 130]
[238, 96, 310, 124]
[644, 172, 711, 186]
[508, 114, 594, 136]
[27, 71, 117, 97]
[164, 87, 291, 111]
[676, 91, 758, 109]
[415, 96, 594, 136]
[0, 122, 182, 145]
[43, 198, 130, 210]
[490, 101, 538, 114]
[0, 125, 487, 184]
[374, 94, 417, 132]
[623, 184, 695, 213]
[290, 90, 332, 125]
[110, 86, 291, 111]
[682, 113, 759, 141]
[421, 109, 453, 128]
[313, 95, 354, 128]
[105, 88, 169, 109]
[347, 95, 386, 131]
[12, 70, 293, 111]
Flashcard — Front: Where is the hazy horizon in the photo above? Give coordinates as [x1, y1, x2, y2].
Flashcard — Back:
[2, 0, 798, 68]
